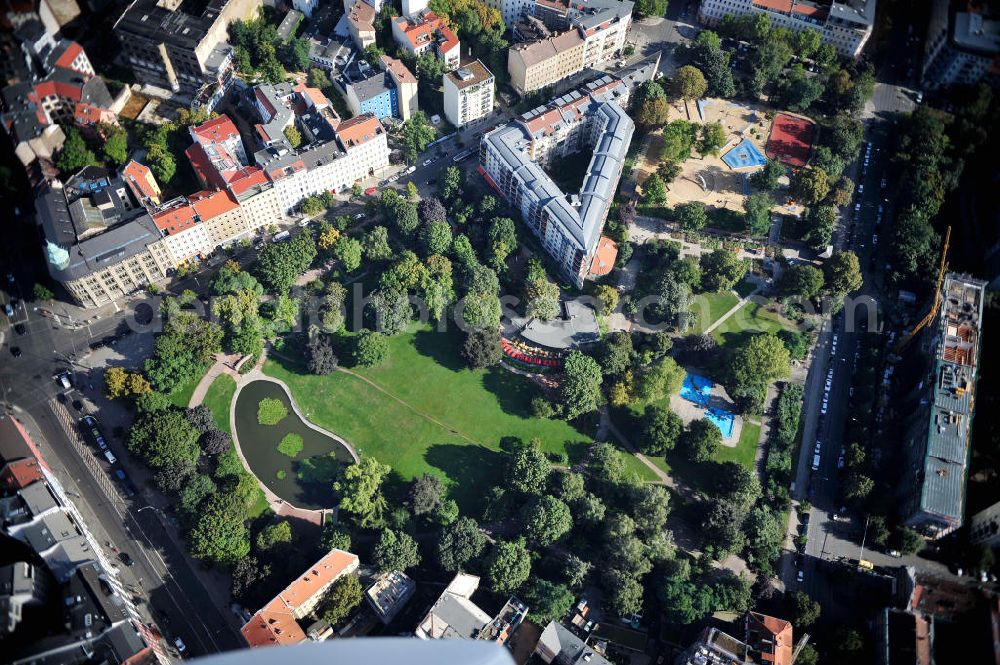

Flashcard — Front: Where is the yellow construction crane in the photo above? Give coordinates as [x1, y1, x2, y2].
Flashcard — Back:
[893, 226, 951, 355]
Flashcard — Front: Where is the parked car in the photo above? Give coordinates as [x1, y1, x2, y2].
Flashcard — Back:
[353, 213, 366, 220]
[58, 373, 71, 389]
[797, 570, 804, 583]
[422, 159, 433, 166]
[14, 323, 26, 336]
[118, 551, 134, 567]
[103, 450, 117, 464]
[8, 346, 20, 358]
[4, 303, 13, 317]
[174, 637, 187, 654]
[115, 469, 127, 481]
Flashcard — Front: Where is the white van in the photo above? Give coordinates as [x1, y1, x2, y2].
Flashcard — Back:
[811, 453, 821, 471]
[104, 450, 117, 464]
[58, 373, 71, 389]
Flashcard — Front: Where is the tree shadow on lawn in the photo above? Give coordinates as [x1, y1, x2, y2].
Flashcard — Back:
[425, 443, 506, 517]
[480, 366, 551, 420]
[412, 327, 466, 372]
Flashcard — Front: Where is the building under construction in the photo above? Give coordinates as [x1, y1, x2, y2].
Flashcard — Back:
[900, 273, 987, 538]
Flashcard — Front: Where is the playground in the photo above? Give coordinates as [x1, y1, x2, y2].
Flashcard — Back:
[671, 371, 742, 445]
[636, 97, 777, 213]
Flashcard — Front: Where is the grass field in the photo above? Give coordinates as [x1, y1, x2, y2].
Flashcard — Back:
[263, 325, 591, 512]
[690, 291, 740, 334]
[168, 374, 201, 409]
[711, 300, 797, 347]
[202, 374, 236, 433]
[715, 419, 760, 470]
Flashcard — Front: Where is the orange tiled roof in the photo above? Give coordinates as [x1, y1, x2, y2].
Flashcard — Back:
[152, 202, 198, 235]
[227, 166, 269, 196]
[748, 612, 794, 665]
[242, 549, 359, 648]
[0, 458, 44, 491]
[188, 189, 239, 219]
[73, 102, 112, 125]
[336, 113, 383, 148]
[185, 143, 228, 190]
[54, 42, 84, 70]
[122, 160, 160, 202]
[395, 12, 459, 53]
[293, 83, 330, 109]
[191, 114, 240, 145]
[380, 54, 417, 84]
[590, 236, 617, 276]
[752, 0, 793, 10]
[34, 79, 83, 102]
[347, 0, 375, 29]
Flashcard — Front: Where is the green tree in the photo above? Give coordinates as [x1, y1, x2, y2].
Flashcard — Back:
[603, 568, 643, 616]
[793, 166, 830, 205]
[743, 505, 783, 573]
[789, 590, 821, 627]
[506, 441, 550, 495]
[681, 418, 722, 462]
[778, 264, 825, 299]
[700, 249, 748, 292]
[440, 166, 464, 201]
[363, 225, 393, 262]
[373, 528, 421, 571]
[57, 126, 98, 173]
[698, 122, 727, 156]
[335, 457, 391, 528]
[437, 516, 486, 572]
[354, 330, 389, 367]
[103, 125, 129, 166]
[661, 120, 698, 163]
[189, 492, 250, 567]
[561, 351, 603, 420]
[421, 220, 452, 256]
[640, 404, 683, 455]
[178, 474, 216, 516]
[318, 574, 362, 626]
[750, 159, 786, 190]
[672, 65, 708, 101]
[334, 236, 363, 273]
[522, 495, 573, 546]
[255, 520, 293, 551]
[523, 259, 560, 321]
[594, 284, 620, 316]
[400, 112, 436, 164]
[523, 579, 575, 624]
[675, 201, 708, 231]
[487, 216, 518, 271]
[893, 527, 924, 555]
[308, 67, 331, 89]
[486, 539, 531, 594]
[805, 205, 837, 249]
[255, 233, 317, 292]
[743, 192, 773, 237]
[824, 251, 863, 294]
[643, 173, 668, 205]
[461, 329, 503, 368]
[128, 409, 201, 470]
[410, 473, 446, 516]
[32, 283, 54, 302]
[635, 95, 670, 128]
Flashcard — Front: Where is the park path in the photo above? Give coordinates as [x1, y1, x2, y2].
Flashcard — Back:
[186, 352, 244, 408]
[702, 284, 762, 335]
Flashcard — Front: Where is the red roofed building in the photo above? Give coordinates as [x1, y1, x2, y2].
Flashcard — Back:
[186, 114, 249, 187]
[0, 457, 44, 491]
[73, 102, 116, 127]
[121, 160, 162, 207]
[589, 236, 618, 277]
[187, 189, 249, 245]
[745, 612, 794, 665]
[242, 549, 360, 648]
[152, 200, 210, 264]
[50, 41, 94, 77]
[391, 11, 460, 70]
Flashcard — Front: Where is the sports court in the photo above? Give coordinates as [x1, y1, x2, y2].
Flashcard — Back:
[765, 113, 817, 168]
[722, 139, 767, 170]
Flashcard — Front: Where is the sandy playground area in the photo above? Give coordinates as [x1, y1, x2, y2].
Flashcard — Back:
[636, 98, 789, 214]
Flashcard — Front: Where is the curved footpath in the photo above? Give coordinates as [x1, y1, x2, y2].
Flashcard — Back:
[189, 349, 359, 526]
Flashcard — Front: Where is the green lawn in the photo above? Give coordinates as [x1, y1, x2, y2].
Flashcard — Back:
[263, 325, 591, 513]
[202, 374, 237, 433]
[168, 374, 201, 409]
[711, 300, 797, 347]
[715, 419, 760, 470]
[689, 291, 740, 334]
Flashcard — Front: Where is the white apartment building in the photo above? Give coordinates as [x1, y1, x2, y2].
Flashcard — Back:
[152, 199, 214, 264]
[443, 60, 495, 127]
[697, 0, 876, 58]
[479, 76, 634, 287]
[508, 30, 586, 94]
[381, 54, 419, 121]
[486, 0, 536, 26]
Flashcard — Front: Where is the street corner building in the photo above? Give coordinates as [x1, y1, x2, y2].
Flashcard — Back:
[478, 75, 634, 288]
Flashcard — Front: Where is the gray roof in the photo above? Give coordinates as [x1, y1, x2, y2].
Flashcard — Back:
[255, 81, 297, 144]
[426, 593, 489, 638]
[347, 70, 391, 103]
[953, 12, 1000, 54]
[567, 0, 634, 30]
[0, 416, 35, 465]
[829, 0, 876, 28]
[19, 482, 58, 517]
[537, 622, 612, 665]
[483, 93, 632, 255]
[277, 9, 304, 42]
[115, 0, 232, 48]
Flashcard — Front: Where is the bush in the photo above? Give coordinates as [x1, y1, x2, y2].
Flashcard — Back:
[257, 398, 288, 425]
[277, 433, 304, 458]
[354, 330, 389, 367]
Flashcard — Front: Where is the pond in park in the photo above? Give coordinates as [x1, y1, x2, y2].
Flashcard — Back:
[233, 379, 354, 509]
